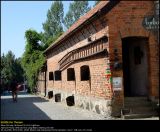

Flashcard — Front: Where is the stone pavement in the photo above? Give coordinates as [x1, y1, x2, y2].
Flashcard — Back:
[1, 92, 107, 120]
[1, 92, 159, 120]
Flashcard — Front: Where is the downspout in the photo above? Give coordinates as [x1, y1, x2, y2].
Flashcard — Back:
[44, 69, 47, 97]
[44, 63, 47, 97]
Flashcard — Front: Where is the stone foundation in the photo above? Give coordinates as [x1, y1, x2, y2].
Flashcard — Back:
[75, 95, 112, 117]
[46, 88, 112, 117]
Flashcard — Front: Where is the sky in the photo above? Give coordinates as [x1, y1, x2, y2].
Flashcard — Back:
[1, 1, 95, 58]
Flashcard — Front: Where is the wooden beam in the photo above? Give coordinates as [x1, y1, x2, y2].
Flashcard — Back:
[75, 34, 81, 42]
[80, 30, 86, 39]
[63, 42, 67, 49]
[88, 24, 95, 35]
[87, 26, 92, 35]
[75, 33, 80, 41]
[70, 39, 74, 46]
[66, 41, 70, 48]
[74, 35, 80, 43]
[83, 28, 90, 37]
[60, 45, 64, 52]
[91, 22, 98, 32]
[99, 18, 107, 29]
[67, 40, 72, 47]
[98, 19, 104, 29]
[72, 37, 77, 44]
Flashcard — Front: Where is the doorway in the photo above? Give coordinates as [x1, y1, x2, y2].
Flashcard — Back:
[122, 37, 149, 97]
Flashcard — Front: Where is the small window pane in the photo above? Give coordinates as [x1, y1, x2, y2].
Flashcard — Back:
[49, 72, 53, 80]
[55, 71, 61, 81]
[67, 68, 75, 81]
[81, 66, 90, 81]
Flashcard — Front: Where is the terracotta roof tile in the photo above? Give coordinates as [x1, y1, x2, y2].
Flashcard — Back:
[45, 1, 109, 53]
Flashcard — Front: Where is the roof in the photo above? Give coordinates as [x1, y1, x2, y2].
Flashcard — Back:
[44, 1, 116, 53]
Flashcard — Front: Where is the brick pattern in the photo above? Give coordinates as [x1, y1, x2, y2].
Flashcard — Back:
[47, 54, 110, 99]
[38, 1, 159, 116]
[46, 15, 110, 98]
[105, 1, 159, 114]
[148, 34, 159, 97]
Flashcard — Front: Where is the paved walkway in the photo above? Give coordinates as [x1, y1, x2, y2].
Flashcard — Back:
[1, 92, 159, 120]
[1, 92, 107, 120]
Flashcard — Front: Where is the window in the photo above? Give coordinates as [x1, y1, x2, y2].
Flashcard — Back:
[67, 68, 75, 81]
[80, 65, 90, 81]
[54, 71, 61, 81]
[103, 37, 108, 43]
[49, 72, 53, 80]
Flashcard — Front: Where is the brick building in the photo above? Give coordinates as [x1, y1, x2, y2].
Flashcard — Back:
[37, 1, 159, 117]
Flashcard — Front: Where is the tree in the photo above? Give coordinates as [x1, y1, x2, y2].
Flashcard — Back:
[1, 51, 24, 91]
[1, 51, 16, 87]
[42, 1, 64, 48]
[14, 58, 24, 83]
[64, 1, 91, 29]
[0, 54, 5, 71]
[41, 31, 63, 50]
[21, 29, 45, 93]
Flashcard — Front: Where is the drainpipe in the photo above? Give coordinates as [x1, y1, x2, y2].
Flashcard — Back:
[44, 70, 47, 97]
[44, 63, 47, 97]
[74, 74, 76, 95]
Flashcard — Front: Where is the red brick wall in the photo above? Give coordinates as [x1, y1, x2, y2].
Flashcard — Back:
[46, 15, 110, 98]
[148, 34, 159, 98]
[43, 1, 159, 116]
[47, 54, 110, 98]
[61, 69, 75, 92]
[105, 1, 159, 115]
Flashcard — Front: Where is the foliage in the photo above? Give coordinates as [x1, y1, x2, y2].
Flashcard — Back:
[14, 58, 24, 83]
[41, 1, 92, 48]
[20, 1, 93, 93]
[64, 1, 91, 29]
[25, 30, 42, 51]
[42, 1, 64, 48]
[1, 51, 24, 90]
[41, 31, 63, 50]
[21, 29, 45, 93]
